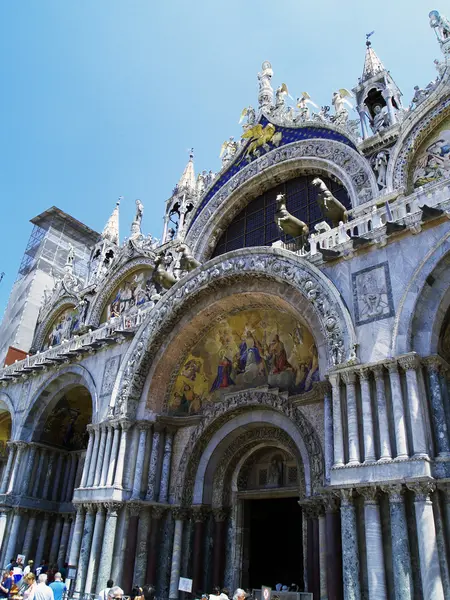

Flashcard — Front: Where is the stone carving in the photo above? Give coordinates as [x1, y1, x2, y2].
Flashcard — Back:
[130, 200, 144, 241]
[352, 262, 395, 326]
[312, 178, 348, 226]
[275, 194, 309, 241]
[239, 106, 257, 130]
[371, 104, 390, 133]
[176, 244, 201, 273]
[258, 61, 274, 108]
[220, 137, 239, 167]
[429, 10, 450, 46]
[296, 92, 318, 122]
[153, 255, 177, 290]
[372, 151, 389, 189]
[331, 89, 353, 127]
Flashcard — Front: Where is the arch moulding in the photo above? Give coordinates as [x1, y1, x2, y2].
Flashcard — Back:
[32, 296, 78, 352]
[111, 247, 357, 419]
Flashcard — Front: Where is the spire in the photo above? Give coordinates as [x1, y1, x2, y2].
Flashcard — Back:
[361, 39, 385, 82]
[102, 198, 121, 245]
[176, 149, 196, 194]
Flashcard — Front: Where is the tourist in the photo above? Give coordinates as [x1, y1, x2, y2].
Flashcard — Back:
[0, 571, 13, 599]
[131, 586, 143, 600]
[4, 560, 16, 572]
[210, 587, 221, 600]
[23, 562, 34, 577]
[142, 585, 155, 600]
[34, 575, 54, 600]
[49, 573, 66, 600]
[220, 589, 229, 600]
[22, 573, 37, 600]
[233, 590, 246, 600]
[107, 586, 124, 600]
[98, 579, 114, 600]
[35, 561, 48, 578]
[58, 565, 67, 582]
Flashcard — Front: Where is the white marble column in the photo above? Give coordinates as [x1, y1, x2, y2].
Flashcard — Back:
[74, 504, 96, 595]
[114, 420, 131, 488]
[86, 425, 100, 487]
[169, 509, 186, 600]
[80, 426, 95, 488]
[372, 366, 392, 460]
[84, 505, 106, 593]
[32, 447, 46, 497]
[97, 502, 121, 587]
[159, 428, 174, 503]
[387, 362, 409, 458]
[68, 505, 86, 567]
[21, 511, 36, 560]
[340, 490, 360, 600]
[131, 423, 149, 499]
[7, 442, 26, 493]
[93, 424, 108, 487]
[51, 452, 65, 501]
[57, 516, 72, 568]
[21, 444, 38, 495]
[407, 482, 444, 600]
[361, 488, 387, 600]
[0, 510, 10, 558]
[342, 372, 360, 464]
[34, 513, 50, 568]
[4, 509, 22, 565]
[424, 358, 450, 457]
[318, 508, 328, 600]
[146, 426, 162, 500]
[49, 516, 63, 564]
[100, 424, 113, 486]
[0, 443, 15, 493]
[106, 423, 121, 486]
[399, 355, 428, 458]
[359, 369, 376, 462]
[329, 374, 344, 467]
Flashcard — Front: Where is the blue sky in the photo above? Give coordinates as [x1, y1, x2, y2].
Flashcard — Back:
[0, 0, 445, 312]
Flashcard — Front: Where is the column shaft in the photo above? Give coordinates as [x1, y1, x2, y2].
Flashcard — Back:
[8, 443, 26, 493]
[340, 493, 360, 600]
[100, 425, 113, 486]
[123, 506, 140, 593]
[87, 426, 101, 487]
[343, 373, 360, 464]
[80, 428, 94, 488]
[362, 491, 387, 600]
[34, 514, 50, 569]
[427, 361, 450, 456]
[94, 425, 108, 487]
[324, 388, 333, 483]
[212, 512, 227, 587]
[388, 364, 408, 458]
[51, 453, 65, 501]
[401, 360, 428, 457]
[41, 451, 55, 499]
[192, 513, 206, 593]
[114, 422, 130, 488]
[325, 505, 343, 600]
[21, 444, 38, 494]
[68, 506, 86, 567]
[373, 368, 392, 460]
[146, 510, 163, 584]
[97, 503, 121, 587]
[57, 517, 72, 569]
[169, 517, 184, 600]
[49, 516, 63, 564]
[60, 455, 72, 501]
[74, 506, 96, 595]
[146, 428, 161, 500]
[131, 425, 148, 499]
[106, 425, 121, 486]
[32, 449, 46, 497]
[318, 513, 328, 600]
[134, 508, 151, 585]
[66, 454, 79, 501]
[159, 429, 174, 503]
[0, 444, 15, 493]
[3, 511, 21, 565]
[359, 371, 376, 461]
[84, 506, 106, 593]
[0, 511, 11, 559]
[22, 512, 36, 560]
[330, 375, 344, 467]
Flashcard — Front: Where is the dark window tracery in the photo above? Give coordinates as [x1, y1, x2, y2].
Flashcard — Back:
[212, 174, 350, 257]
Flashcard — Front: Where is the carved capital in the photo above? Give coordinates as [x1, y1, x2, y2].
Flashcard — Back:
[212, 507, 229, 522]
[137, 421, 151, 432]
[191, 505, 209, 523]
[339, 488, 355, 506]
[327, 373, 340, 389]
[359, 487, 379, 504]
[423, 356, 442, 373]
[172, 507, 188, 521]
[119, 419, 132, 432]
[111, 421, 121, 430]
[104, 501, 122, 516]
[386, 361, 399, 375]
[127, 502, 142, 517]
[398, 354, 420, 372]
[359, 367, 371, 382]
[83, 502, 97, 515]
[15, 441, 27, 452]
[323, 493, 340, 513]
[341, 371, 356, 385]
[74, 503, 84, 516]
[381, 484, 405, 503]
[372, 365, 385, 380]
[151, 506, 166, 520]
[406, 480, 436, 502]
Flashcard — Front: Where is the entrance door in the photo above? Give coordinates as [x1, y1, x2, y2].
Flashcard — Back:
[242, 497, 304, 591]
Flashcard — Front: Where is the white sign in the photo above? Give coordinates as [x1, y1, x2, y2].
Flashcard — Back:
[178, 578, 193, 593]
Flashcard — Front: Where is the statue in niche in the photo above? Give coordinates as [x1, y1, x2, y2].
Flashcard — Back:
[429, 10, 450, 45]
[373, 151, 389, 189]
[266, 456, 283, 487]
[371, 104, 390, 133]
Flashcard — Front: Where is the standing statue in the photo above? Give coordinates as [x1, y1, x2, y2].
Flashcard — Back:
[66, 245, 75, 268]
[239, 106, 257, 130]
[275, 194, 309, 247]
[220, 137, 239, 166]
[130, 199, 144, 240]
[429, 10, 450, 45]
[258, 61, 274, 108]
[434, 58, 446, 80]
[296, 92, 318, 122]
[275, 83, 289, 110]
[331, 89, 354, 126]
[312, 178, 348, 227]
[371, 104, 390, 133]
[373, 151, 389, 189]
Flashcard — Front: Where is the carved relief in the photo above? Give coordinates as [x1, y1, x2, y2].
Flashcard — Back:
[352, 262, 395, 326]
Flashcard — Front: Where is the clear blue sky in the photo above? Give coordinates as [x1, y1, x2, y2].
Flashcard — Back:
[0, 0, 445, 312]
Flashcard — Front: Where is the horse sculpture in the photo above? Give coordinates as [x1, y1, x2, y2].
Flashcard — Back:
[275, 194, 309, 250]
[312, 178, 348, 227]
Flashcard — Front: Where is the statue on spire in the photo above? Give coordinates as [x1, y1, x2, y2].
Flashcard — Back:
[258, 61, 274, 108]
[130, 199, 144, 240]
[429, 10, 450, 46]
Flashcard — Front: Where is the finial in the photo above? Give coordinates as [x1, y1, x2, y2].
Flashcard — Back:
[366, 30, 375, 47]
[189, 148, 194, 160]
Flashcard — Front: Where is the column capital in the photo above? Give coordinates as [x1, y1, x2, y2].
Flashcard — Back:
[386, 361, 399, 374]
[104, 501, 122, 516]
[86, 423, 97, 433]
[137, 421, 151, 431]
[327, 372, 340, 388]
[406, 480, 436, 502]
[359, 367, 371, 381]
[73, 503, 85, 516]
[339, 488, 355, 506]
[422, 355, 442, 372]
[119, 419, 132, 431]
[111, 421, 121, 430]
[322, 493, 340, 513]
[172, 507, 188, 521]
[372, 364, 385, 379]
[83, 502, 97, 515]
[341, 371, 356, 385]
[127, 502, 142, 517]
[16, 441, 28, 451]
[152, 423, 165, 434]
[212, 507, 229, 522]
[382, 484, 405, 502]
[358, 486, 380, 504]
[398, 353, 420, 371]
[151, 506, 166, 520]
[191, 505, 209, 522]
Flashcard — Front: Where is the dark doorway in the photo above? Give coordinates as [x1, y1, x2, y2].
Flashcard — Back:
[244, 497, 303, 591]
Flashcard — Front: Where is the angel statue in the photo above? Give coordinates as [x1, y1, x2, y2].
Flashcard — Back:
[241, 123, 282, 159]
[313, 106, 331, 122]
[331, 89, 354, 126]
[275, 83, 289, 110]
[429, 10, 450, 45]
[130, 199, 144, 240]
[220, 137, 239, 167]
[239, 106, 256, 130]
[296, 92, 318, 122]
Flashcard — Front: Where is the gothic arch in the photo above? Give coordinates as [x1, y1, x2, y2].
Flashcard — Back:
[110, 247, 356, 419]
[32, 296, 78, 352]
[392, 229, 450, 356]
[19, 364, 98, 441]
[184, 139, 378, 261]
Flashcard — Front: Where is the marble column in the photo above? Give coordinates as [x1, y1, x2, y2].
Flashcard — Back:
[51, 453, 65, 501]
[134, 507, 151, 585]
[383, 485, 413, 600]
[60, 455, 71, 502]
[407, 482, 445, 600]
[80, 426, 95, 488]
[0, 443, 15, 493]
[318, 507, 328, 600]
[212, 508, 228, 587]
[305, 505, 320, 600]
[41, 451, 55, 499]
[114, 420, 131, 488]
[3, 509, 22, 564]
[7, 442, 26, 493]
[97, 502, 122, 587]
[424, 358, 450, 457]
[86, 425, 100, 487]
[100, 424, 113, 487]
[359, 369, 376, 462]
[387, 363, 409, 458]
[169, 508, 186, 600]
[146, 507, 165, 584]
[398, 355, 428, 458]
[131, 423, 149, 499]
[34, 513, 50, 569]
[32, 448, 46, 497]
[21, 444, 38, 495]
[68, 505, 86, 572]
[94, 424, 108, 487]
[340, 490, 360, 600]
[330, 374, 344, 467]
[21, 511, 36, 560]
[57, 516, 72, 568]
[159, 428, 175, 503]
[324, 383, 333, 483]
[146, 426, 162, 501]
[0, 510, 11, 559]
[192, 507, 208, 593]
[372, 366, 392, 460]
[342, 372, 360, 464]
[49, 516, 63, 564]
[66, 453, 79, 500]
[324, 496, 343, 600]
[66, 518, 75, 563]
[439, 483, 450, 553]
[106, 423, 121, 486]
[84, 505, 106, 594]
[74, 504, 96, 594]
[123, 503, 141, 592]
[361, 488, 387, 600]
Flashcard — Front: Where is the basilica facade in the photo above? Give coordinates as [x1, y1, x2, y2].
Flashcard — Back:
[0, 10, 450, 600]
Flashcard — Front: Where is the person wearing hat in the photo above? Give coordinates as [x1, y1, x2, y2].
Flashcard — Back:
[23, 561, 34, 576]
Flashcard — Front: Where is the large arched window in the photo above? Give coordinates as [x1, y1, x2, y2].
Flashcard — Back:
[212, 174, 350, 257]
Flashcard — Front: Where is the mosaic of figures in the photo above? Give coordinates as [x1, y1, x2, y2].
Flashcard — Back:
[44, 305, 81, 350]
[102, 268, 154, 322]
[40, 387, 91, 451]
[168, 309, 319, 416]
[412, 116, 450, 188]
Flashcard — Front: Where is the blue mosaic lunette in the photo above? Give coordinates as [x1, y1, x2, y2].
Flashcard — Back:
[187, 116, 357, 231]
